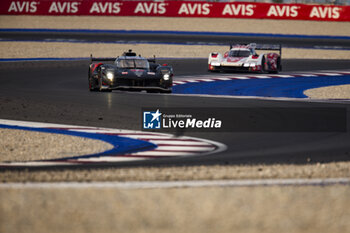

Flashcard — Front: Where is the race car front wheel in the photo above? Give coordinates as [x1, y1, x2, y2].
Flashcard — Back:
[98, 77, 112, 92]
[89, 79, 98, 91]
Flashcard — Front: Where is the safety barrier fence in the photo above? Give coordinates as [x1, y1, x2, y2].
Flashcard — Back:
[1, 0, 349, 21]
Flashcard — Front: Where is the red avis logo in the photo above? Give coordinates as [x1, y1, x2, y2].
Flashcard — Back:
[309, 6, 340, 19]
[90, 2, 121, 14]
[48, 2, 80, 13]
[267, 5, 300, 17]
[222, 4, 255, 16]
[134, 2, 167, 14]
[8, 1, 38, 13]
[178, 3, 211, 15]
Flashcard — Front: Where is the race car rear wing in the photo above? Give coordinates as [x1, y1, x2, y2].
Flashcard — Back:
[90, 54, 157, 63]
[255, 44, 282, 57]
[90, 54, 115, 63]
[230, 43, 282, 57]
[148, 55, 156, 63]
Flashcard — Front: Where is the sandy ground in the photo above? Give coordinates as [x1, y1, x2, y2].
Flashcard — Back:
[1, 185, 349, 233]
[1, 16, 350, 36]
[1, 41, 350, 59]
[0, 128, 113, 162]
[305, 84, 350, 99]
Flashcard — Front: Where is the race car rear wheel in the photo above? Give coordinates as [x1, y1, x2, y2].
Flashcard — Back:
[269, 57, 281, 74]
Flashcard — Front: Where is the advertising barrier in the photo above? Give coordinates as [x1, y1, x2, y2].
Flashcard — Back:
[1, 0, 349, 21]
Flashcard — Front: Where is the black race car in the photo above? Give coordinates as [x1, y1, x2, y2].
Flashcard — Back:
[88, 50, 173, 93]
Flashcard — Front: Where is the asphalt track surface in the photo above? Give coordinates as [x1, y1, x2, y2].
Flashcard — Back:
[1, 30, 350, 49]
[1, 58, 350, 169]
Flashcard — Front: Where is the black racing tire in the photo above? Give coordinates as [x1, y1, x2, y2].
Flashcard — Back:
[146, 90, 159, 93]
[98, 77, 104, 92]
[88, 68, 100, 92]
[161, 89, 172, 94]
[88, 68, 93, 91]
[208, 69, 220, 73]
[88, 77, 92, 91]
[98, 71, 112, 92]
[89, 78, 95, 91]
[89, 78, 99, 92]
[269, 57, 281, 74]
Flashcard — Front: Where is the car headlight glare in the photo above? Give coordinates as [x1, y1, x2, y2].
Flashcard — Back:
[106, 72, 114, 80]
[163, 73, 170, 80]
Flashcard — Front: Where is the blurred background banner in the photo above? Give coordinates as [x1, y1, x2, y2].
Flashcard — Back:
[1, 0, 349, 21]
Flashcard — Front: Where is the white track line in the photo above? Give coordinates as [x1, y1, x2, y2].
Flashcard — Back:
[148, 140, 211, 145]
[186, 79, 200, 82]
[195, 78, 215, 82]
[154, 146, 215, 151]
[1, 178, 349, 189]
[251, 75, 271, 79]
[297, 74, 318, 77]
[314, 72, 343, 76]
[173, 81, 186, 84]
[270, 75, 294, 78]
[214, 77, 232, 81]
[231, 76, 250, 79]
[126, 151, 199, 156]
[77, 157, 146, 162]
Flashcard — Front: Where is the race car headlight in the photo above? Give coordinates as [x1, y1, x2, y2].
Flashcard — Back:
[163, 73, 170, 80]
[250, 63, 256, 67]
[211, 62, 220, 66]
[106, 71, 114, 81]
[243, 63, 250, 67]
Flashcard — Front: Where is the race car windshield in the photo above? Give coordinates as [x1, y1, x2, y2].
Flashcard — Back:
[229, 50, 251, 57]
[117, 59, 149, 69]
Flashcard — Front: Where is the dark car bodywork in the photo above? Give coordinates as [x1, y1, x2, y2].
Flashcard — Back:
[88, 50, 173, 93]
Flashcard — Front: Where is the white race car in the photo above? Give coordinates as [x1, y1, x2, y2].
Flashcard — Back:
[208, 43, 282, 73]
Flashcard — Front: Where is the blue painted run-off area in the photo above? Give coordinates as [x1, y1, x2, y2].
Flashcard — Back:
[173, 75, 350, 98]
[0, 124, 156, 161]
